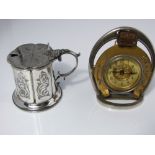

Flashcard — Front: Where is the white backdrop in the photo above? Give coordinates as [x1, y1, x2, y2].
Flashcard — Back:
[0, 19, 155, 134]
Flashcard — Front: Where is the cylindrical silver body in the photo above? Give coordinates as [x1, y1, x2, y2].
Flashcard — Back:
[8, 44, 62, 111]
[13, 64, 57, 105]
[8, 43, 79, 111]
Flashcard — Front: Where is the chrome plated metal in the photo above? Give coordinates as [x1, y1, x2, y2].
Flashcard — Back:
[89, 27, 155, 107]
[8, 43, 80, 111]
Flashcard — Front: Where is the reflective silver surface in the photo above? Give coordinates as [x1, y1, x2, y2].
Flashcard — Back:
[8, 43, 79, 111]
[12, 86, 62, 111]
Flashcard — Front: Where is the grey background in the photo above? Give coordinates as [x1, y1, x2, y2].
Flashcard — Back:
[0, 19, 155, 134]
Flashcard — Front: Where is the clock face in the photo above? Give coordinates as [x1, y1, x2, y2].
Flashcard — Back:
[104, 56, 142, 91]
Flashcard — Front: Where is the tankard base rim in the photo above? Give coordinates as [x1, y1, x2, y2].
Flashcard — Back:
[12, 86, 62, 111]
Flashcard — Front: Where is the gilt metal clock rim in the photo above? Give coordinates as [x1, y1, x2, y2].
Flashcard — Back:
[102, 55, 143, 93]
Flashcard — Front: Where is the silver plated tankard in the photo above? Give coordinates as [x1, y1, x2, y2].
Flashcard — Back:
[7, 43, 80, 111]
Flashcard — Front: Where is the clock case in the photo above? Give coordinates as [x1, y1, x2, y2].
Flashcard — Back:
[89, 27, 155, 107]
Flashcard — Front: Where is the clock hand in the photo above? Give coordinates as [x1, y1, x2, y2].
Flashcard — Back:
[112, 69, 137, 74]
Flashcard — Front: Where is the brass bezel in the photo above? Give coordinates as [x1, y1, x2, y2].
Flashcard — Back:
[103, 55, 142, 92]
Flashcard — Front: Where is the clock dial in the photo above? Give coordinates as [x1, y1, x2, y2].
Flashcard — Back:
[104, 56, 142, 91]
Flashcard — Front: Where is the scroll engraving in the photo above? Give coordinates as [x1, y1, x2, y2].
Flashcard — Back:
[16, 72, 30, 99]
[37, 71, 50, 99]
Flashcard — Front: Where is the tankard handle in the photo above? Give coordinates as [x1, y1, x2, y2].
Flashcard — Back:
[52, 49, 80, 80]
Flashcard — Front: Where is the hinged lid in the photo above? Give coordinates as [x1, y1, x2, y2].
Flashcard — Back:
[7, 43, 54, 69]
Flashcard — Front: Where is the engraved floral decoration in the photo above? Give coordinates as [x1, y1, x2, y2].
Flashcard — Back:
[37, 71, 50, 99]
[16, 72, 30, 99]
